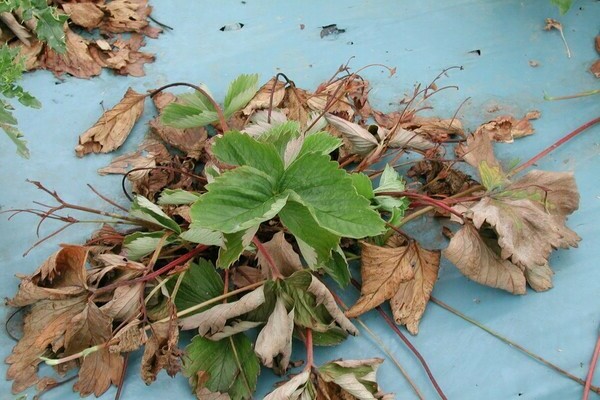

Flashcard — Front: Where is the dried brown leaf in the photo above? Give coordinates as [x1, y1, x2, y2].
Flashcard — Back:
[242, 77, 286, 115]
[257, 232, 303, 279]
[141, 307, 181, 383]
[255, 297, 294, 374]
[110, 319, 147, 353]
[75, 88, 146, 157]
[149, 92, 208, 159]
[73, 348, 124, 397]
[282, 86, 311, 126]
[389, 240, 440, 335]
[13, 40, 44, 70]
[345, 240, 416, 318]
[41, 28, 102, 78]
[402, 116, 464, 142]
[232, 265, 263, 288]
[100, 0, 154, 34]
[6, 296, 87, 393]
[443, 224, 527, 294]
[62, 3, 104, 29]
[474, 112, 540, 143]
[455, 129, 503, 172]
[9, 245, 89, 307]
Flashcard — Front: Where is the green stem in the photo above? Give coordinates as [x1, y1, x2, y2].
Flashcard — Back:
[544, 88, 600, 101]
[430, 297, 600, 394]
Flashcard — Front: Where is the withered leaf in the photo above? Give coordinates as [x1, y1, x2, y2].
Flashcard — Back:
[282, 85, 311, 127]
[389, 239, 440, 335]
[307, 276, 358, 335]
[474, 112, 540, 143]
[9, 245, 89, 307]
[443, 224, 527, 294]
[73, 348, 124, 397]
[254, 297, 294, 374]
[179, 285, 265, 335]
[14, 40, 44, 70]
[256, 231, 303, 279]
[64, 302, 112, 355]
[100, 0, 155, 34]
[141, 307, 181, 383]
[89, 34, 155, 77]
[456, 129, 503, 172]
[242, 77, 286, 115]
[62, 3, 104, 29]
[110, 319, 147, 353]
[75, 88, 146, 157]
[590, 60, 600, 79]
[345, 240, 416, 318]
[6, 296, 87, 393]
[402, 116, 464, 142]
[41, 28, 102, 78]
[100, 282, 143, 321]
[149, 92, 208, 159]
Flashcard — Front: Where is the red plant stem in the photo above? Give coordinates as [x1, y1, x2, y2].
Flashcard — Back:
[94, 244, 207, 295]
[510, 116, 600, 177]
[350, 278, 447, 400]
[305, 328, 314, 370]
[583, 328, 600, 400]
[381, 191, 464, 221]
[252, 236, 283, 279]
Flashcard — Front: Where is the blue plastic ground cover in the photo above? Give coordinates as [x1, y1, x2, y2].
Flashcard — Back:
[1, 1, 599, 399]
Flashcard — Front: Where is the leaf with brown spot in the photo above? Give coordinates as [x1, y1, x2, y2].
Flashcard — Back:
[9, 245, 89, 307]
[345, 239, 416, 318]
[75, 88, 146, 157]
[443, 224, 527, 294]
[389, 240, 440, 335]
[241, 77, 286, 115]
[6, 296, 87, 393]
[256, 231, 303, 279]
[62, 3, 104, 29]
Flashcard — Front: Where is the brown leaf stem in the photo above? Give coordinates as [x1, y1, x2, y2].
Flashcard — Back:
[148, 82, 229, 132]
[350, 278, 447, 400]
[509, 116, 600, 177]
[304, 328, 314, 371]
[430, 297, 600, 395]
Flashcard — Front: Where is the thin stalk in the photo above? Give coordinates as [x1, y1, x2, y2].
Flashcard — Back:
[583, 326, 600, 400]
[544, 88, 600, 101]
[509, 116, 600, 177]
[148, 82, 229, 132]
[144, 276, 173, 305]
[304, 328, 314, 370]
[430, 297, 600, 394]
[87, 184, 128, 212]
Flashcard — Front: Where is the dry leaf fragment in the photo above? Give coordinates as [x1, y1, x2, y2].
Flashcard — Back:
[241, 77, 286, 115]
[100, 282, 143, 321]
[149, 92, 208, 159]
[179, 285, 265, 335]
[64, 302, 112, 355]
[9, 245, 89, 307]
[402, 116, 464, 142]
[590, 60, 600, 78]
[75, 88, 146, 157]
[62, 3, 104, 29]
[544, 18, 571, 58]
[256, 232, 303, 278]
[595, 35, 600, 54]
[13, 40, 44, 70]
[100, 0, 154, 34]
[455, 128, 504, 172]
[41, 28, 102, 78]
[345, 240, 416, 318]
[390, 239, 441, 335]
[109, 319, 147, 353]
[474, 112, 540, 143]
[6, 296, 87, 393]
[254, 297, 294, 374]
[443, 224, 527, 294]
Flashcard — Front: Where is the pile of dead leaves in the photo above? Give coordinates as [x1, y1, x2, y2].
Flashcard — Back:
[4, 67, 582, 399]
[6, 0, 161, 78]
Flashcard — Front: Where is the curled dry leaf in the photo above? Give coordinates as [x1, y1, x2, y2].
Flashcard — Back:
[254, 297, 295, 374]
[179, 285, 265, 335]
[263, 370, 310, 400]
[443, 224, 527, 294]
[474, 111, 540, 143]
[42, 28, 102, 78]
[75, 88, 146, 157]
[401, 116, 464, 142]
[345, 239, 416, 319]
[256, 231, 303, 279]
[149, 92, 208, 159]
[455, 128, 505, 174]
[242, 77, 286, 115]
[141, 308, 182, 383]
[307, 275, 358, 335]
[62, 3, 104, 29]
[318, 358, 392, 400]
[89, 34, 155, 77]
[407, 160, 478, 197]
[9, 245, 89, 307]
[325, 113, 378, 155]
[109, 319, 147, 353]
